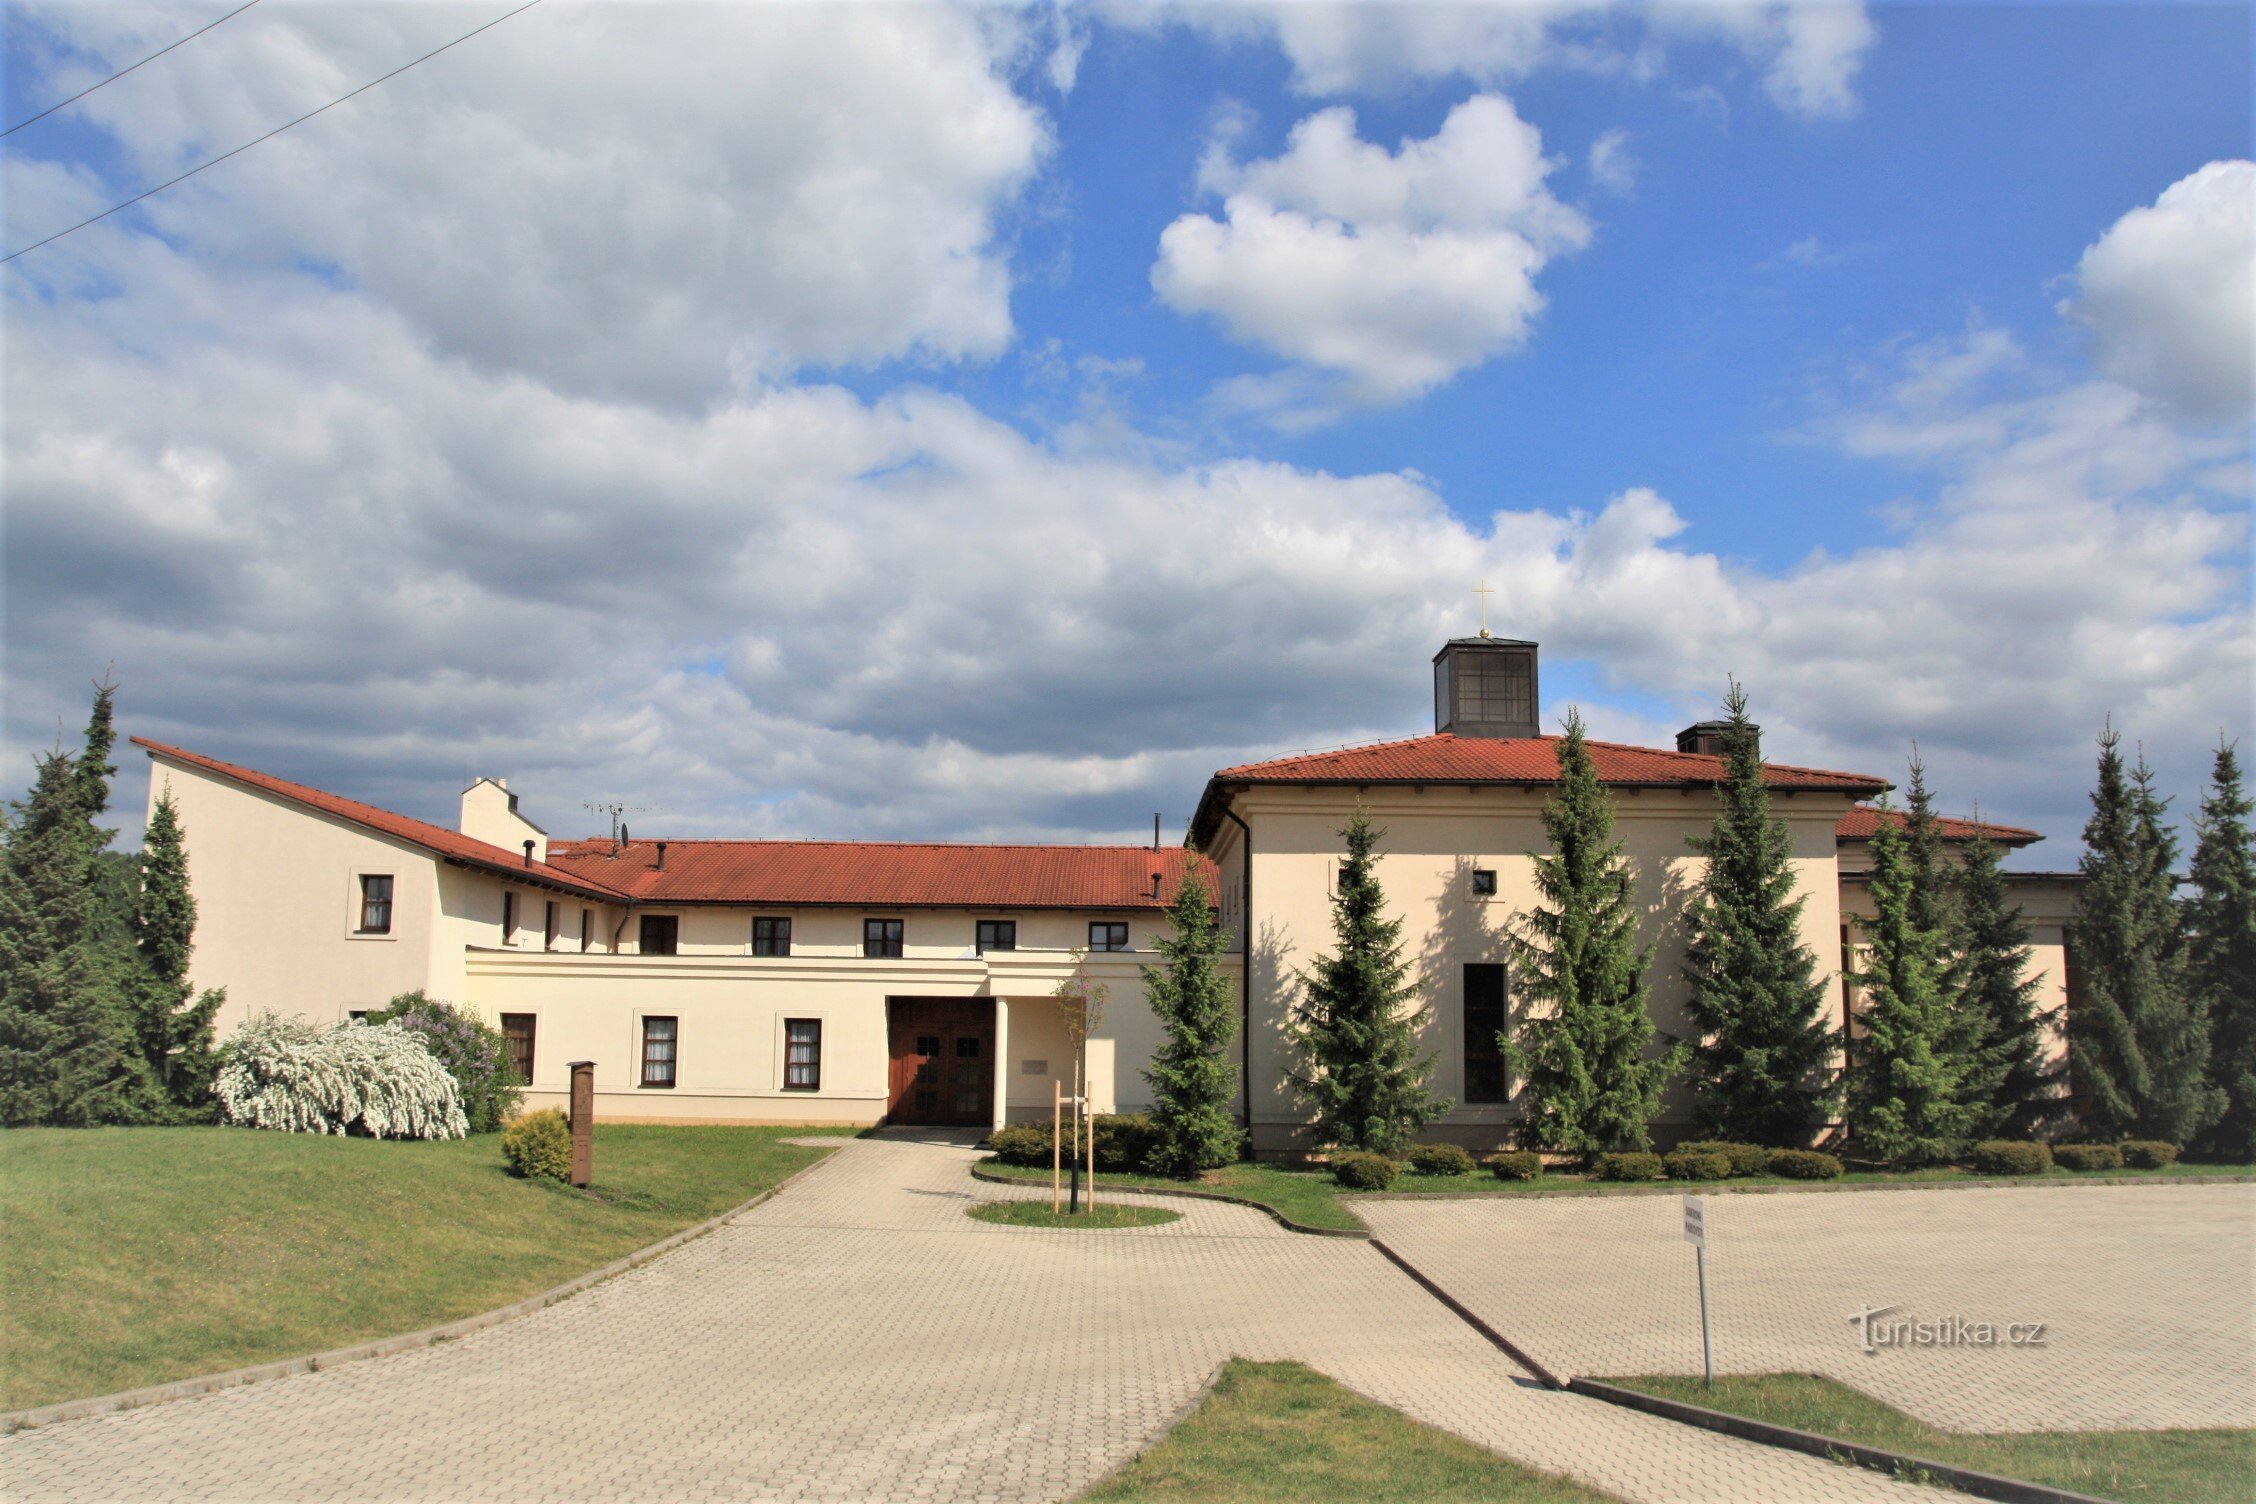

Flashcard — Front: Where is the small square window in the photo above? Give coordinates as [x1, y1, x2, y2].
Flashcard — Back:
[1089, 922, 1128, 952]
[976, 919, 1016, 954]
[1471, 869, 1498, 896]
[357, 874, 394, 934]
[639, 915, 679, 955]
[754, 916, 792, 957]
[864, 918, 904, 958]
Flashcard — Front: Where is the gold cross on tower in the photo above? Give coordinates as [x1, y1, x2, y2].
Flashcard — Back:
[1473, 579, 1495, 639]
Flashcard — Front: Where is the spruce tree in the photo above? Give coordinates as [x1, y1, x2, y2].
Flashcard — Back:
[1948, 832, 2060, 1138]
[1848, 801, 1971, 1163]
[2066, 726, 2221, 1143]
[1287, 806, 1450, 1154]
[2186, 742, 2256, 1161]
[1139, 868, 1242, 1176]
[1502, 710, 1687, 1152]
[2127, 751, 2223, 1144]
[0, 743, 155, 1126]
[132, 784, 225, 1117]
[1679, 681, 1838, 1145]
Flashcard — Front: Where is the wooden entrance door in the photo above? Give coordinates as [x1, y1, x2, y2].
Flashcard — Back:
[887, 999, 994, 1126]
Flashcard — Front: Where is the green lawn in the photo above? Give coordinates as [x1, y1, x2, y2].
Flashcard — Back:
[981, 1156, 2245, 1233]
[967, 1200, 1180, 1229]
[0, 1123, 848, 1411]
[1083, 1360, 1616, 1503]
[976, 1159, 1362, 1230]
[1607, 1373, 2255, 1504]
[1378, 1160, 2251, 1197]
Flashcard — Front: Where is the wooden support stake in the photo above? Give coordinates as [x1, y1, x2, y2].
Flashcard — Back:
[1052, 1078, 1062, 1214]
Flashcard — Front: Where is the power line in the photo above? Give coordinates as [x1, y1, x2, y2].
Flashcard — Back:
[2, 0, 545, 265]
[5, 0, 265, 138]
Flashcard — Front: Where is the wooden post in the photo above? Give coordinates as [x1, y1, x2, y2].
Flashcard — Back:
[567, 1060, 595, 1188]
[1052, 1078, 1062, 1214]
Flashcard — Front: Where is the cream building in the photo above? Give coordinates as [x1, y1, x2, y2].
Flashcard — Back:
[135, 635, 2077, 1150]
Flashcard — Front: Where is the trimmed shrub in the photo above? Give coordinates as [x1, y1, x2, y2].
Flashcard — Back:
[1407, 1142, 1478, 1177]
[1332, 1151, 1400, 1190]
[2121, 1140, 2180, 1170]
[987, 1126, 1051, 1167]
[1093, 1113, 1162, 1173]
[1676, 1140, 1772, 1177]
[1971, 1139, 2052, 1176]
[986, 1115, 1165, 1173]
[503, 1108, 572, 1180]
[365, 992, 523, 1133]
[1488, 1151, 1544, 1181]
[1765, 1149, 1844, 1180]
[1595, 1152, 1665, 1182]
[1664, 1150, 1732, 1182]
[2054, 1142, 2124, 1173]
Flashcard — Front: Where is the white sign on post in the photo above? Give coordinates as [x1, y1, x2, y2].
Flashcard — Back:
[1682, 1194, 1706, 1247]
[1682, 1194, 1714, 1385]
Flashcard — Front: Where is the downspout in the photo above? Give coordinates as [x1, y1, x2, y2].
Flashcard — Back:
[1219, 802, 1254, 1136]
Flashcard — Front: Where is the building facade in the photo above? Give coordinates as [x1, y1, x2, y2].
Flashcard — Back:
[136, 635, 2075, 1150]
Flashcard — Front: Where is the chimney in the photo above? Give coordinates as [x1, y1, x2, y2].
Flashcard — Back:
[1151, 871, 1162, 899]
[521, 839, 535, 868]
[1153, 813, 1161, 852]
[1433, 636, 1540, 739]
[656, 841, 668, 872]
[1676, 720, 1757, 759]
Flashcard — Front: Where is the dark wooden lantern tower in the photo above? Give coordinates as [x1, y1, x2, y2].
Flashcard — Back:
[1433, 635, 1540, 739]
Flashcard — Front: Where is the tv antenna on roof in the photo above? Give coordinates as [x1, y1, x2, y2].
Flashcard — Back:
[583, 801, 644, 849]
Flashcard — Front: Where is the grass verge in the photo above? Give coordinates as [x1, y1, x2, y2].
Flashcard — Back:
[0, 1123, 849, 1411]
[967, 1201, 1179, 1229]
[1372, 1160, 2252, 1196]
[1082, 1359, 1616, 1502]
[1606, 1373, 2255, 1504]
[975, 1159, 1361, 1230]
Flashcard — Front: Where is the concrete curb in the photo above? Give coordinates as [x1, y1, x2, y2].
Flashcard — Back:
[1366, 1238, 1566, 1390]
[1352, 1171, 2256, 1203]
[0, 1142, 849, 1434]
[968, 1162, 1370, 1238]
[1566, 1379, 2118, 1504]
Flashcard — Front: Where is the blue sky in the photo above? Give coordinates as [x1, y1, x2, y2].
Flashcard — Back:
[3, 2, 2250, 859]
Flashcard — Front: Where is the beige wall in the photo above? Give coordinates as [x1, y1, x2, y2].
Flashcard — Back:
[1208, 783, 1858, 1155]
[463, 943, 1225, 1127]
[146, 751, 626, 1037]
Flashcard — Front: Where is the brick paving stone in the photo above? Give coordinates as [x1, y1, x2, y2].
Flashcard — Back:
[1357, 1182, 2256, 1433]
[2, 1139, 1953, 1504]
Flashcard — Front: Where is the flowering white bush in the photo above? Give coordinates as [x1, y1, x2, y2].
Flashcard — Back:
[215, 1013, 469, 1140]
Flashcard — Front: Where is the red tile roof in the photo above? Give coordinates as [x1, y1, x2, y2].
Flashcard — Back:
[1208, 733, 1887, 791]
[544, 838, 1215, 910]
[1194, 732, 1886, 842]
[133, 739, 630, 900]
[1836, 805, 2042, 847]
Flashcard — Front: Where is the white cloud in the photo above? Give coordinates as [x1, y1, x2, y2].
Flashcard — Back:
[1145, 1, 1875, 119]
[2061, 159, 2256, 423]
[1152, 95, 1589, 408]
[3, 0, 1050, 407]
[8, 212, 2244, 855]
[1587, 127, 1637, 193]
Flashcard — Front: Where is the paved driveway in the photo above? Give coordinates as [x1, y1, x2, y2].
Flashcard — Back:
[2, 1137, 1951, 1504]
[1356, 1181, 2256, 1433]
